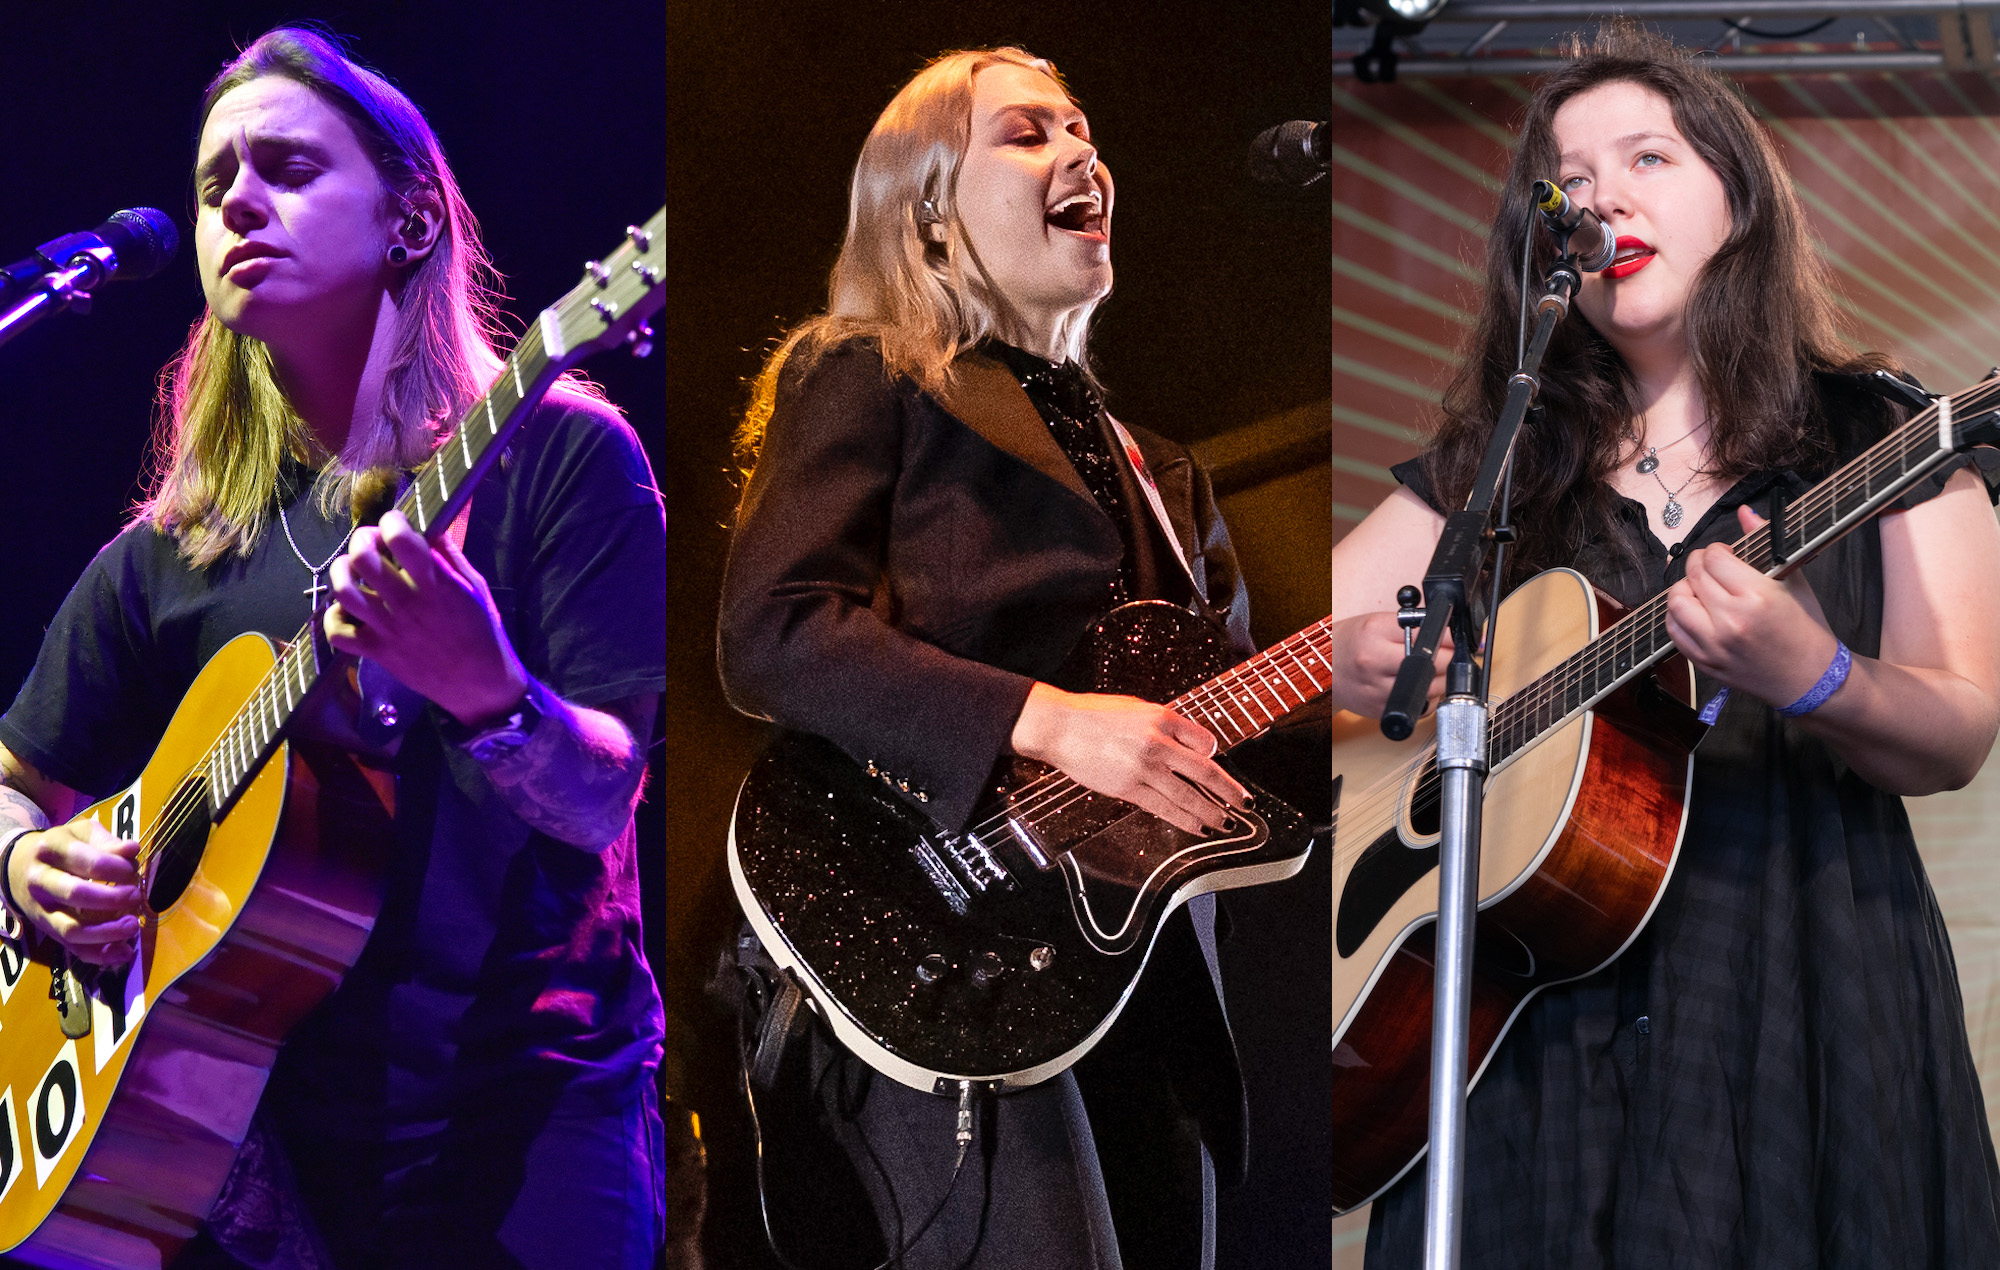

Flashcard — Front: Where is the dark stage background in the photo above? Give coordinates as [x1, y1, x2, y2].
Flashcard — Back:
[668, 5, 1332, 1267]
[0, 0, 670, 1213]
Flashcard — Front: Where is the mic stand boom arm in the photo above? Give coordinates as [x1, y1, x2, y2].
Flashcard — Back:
[0, 235, 119, 352]
[1379, 249, 1583, 1270]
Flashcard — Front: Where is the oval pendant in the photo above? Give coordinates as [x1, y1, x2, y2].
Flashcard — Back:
[1662, 497, 1684, 529]
[1637, 450, 1660, 475]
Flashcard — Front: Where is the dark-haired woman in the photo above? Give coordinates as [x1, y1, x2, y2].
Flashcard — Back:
[0, 29, 671, 1269]
[1328, 30, 2000, 1267]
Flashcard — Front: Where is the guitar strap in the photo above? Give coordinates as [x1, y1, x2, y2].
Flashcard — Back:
[935, 354, 1202, 599]
[1105, 413, 1199, 594]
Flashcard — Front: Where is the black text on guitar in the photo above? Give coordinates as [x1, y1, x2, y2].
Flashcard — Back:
[0, 211, 664, 1266]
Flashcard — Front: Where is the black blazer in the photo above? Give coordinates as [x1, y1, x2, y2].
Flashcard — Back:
[717, 337, 1254, 1181]
[719, 338, 1250, 832]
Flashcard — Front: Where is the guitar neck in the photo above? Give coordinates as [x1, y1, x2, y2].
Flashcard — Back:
[1490, 381, 2000, 769]
[201, 325, 570, 814]
[1173, 616, 1335, 751]
[182, 210, 665, 822]
[390, 319, 564, 541]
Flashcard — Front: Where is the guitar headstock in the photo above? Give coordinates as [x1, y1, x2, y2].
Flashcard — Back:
[539, 207, 665, 367]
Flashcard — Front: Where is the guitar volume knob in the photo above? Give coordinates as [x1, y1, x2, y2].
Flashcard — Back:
[970, 951, 1005, 989]
[915, 953, 948, 985]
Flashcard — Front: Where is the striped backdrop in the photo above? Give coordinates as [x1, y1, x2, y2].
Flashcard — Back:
[1330, 71, 2000, 528]
[1330, 71, 2000, 1267]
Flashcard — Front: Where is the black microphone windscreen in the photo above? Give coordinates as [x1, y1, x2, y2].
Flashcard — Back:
[1248, 121, 1330, 187]
[99, 208, 179, 282]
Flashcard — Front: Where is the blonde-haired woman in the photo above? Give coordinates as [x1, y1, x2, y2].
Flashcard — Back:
[0, 27, 671, 1268]
[722, 48, 1251, 1270]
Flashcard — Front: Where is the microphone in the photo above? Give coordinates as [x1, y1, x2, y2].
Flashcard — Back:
[2, 208, 180, 294]
[1530, 181, 1617, 273]
[1248, 121, 1329, 187]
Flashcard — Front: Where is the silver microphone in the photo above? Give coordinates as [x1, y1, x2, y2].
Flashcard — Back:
[1530, 180, 1617, 273]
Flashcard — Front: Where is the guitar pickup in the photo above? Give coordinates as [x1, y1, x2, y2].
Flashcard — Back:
[1001, 817, 1054, 871]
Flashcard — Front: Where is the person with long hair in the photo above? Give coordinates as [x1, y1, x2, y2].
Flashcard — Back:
[1330, 26, 2000, 1265]
[720, 47, 1252, 1269]
[0, 27, 672, 1268]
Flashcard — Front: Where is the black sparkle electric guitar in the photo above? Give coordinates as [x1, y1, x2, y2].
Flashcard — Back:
[728, 600, 1330, 1093]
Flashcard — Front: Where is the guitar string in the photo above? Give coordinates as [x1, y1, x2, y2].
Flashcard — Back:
[134, 325, 564, 879]
[1491, 387, 1973, 742]
[1324, 383, 1993, 868]
[961, 623, 1336, 840]
[954, 624, 1335, 835]
[137, 265, 663, 882]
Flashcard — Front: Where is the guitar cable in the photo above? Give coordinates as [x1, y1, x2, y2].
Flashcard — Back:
[736, 968, 978, 1269]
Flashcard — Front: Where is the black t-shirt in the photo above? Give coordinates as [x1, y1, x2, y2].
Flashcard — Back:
[0, 394, 668, 1136]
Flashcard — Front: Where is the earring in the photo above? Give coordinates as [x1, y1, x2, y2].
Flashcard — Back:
[917, 199, 946, 244]
[387, 244, 409, 265]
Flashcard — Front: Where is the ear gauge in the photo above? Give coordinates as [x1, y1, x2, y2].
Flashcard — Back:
[387, 244, 409, 266]
[916, 199, 947, 245]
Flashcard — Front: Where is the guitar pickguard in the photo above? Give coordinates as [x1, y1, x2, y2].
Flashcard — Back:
[1059, 806, 1271, 955]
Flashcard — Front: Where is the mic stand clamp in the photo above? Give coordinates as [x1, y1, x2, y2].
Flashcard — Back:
[1380, 247, 1584, 1270]
[0, 236, 119, 351]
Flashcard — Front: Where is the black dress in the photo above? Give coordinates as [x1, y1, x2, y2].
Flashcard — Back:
[1367, 374, 2000, 1268]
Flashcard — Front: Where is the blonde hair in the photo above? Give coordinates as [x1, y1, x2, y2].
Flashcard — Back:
[734, 46, 1102, 479]
[140, 27, 516, 566]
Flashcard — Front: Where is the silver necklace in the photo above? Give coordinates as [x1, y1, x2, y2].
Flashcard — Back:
[1648, 466, 1701, 530]
[278, 502, 352, 609]
[1630, 419, 1707, 529]
[1632, 424, 1700, 475]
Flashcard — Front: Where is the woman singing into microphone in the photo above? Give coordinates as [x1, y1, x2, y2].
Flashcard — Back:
[1328, 25, 2000, 1267]
[719, 46, 1257, 1270]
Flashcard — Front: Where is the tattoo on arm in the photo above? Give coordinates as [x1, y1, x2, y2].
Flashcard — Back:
[474, 691, 656, 850]
[0, 787, 49, 837]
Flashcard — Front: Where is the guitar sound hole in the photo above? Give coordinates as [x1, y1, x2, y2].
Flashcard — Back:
[145, 781, 212, 913]
[1407, 761, 1441, 839]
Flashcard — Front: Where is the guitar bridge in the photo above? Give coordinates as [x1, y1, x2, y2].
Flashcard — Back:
[943, 829, 1014, 895]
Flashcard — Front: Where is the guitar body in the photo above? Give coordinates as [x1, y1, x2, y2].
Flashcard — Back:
[0, 632, 393, 1267]
[1329, 568, 1706, 1213]
[730, 601, 1315, 1093]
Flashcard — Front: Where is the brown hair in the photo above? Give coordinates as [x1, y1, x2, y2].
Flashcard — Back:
[732, 47, 1098, 484]
[1422, 22, 1891, 585]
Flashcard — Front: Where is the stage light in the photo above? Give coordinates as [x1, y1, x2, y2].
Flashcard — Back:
[1376, 0, 1449, 22]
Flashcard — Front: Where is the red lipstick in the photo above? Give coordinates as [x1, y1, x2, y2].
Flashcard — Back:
[1605, 235, 1655, 280]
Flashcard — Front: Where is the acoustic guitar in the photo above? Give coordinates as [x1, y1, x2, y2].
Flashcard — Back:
[0, 209, 664, 1267]
[1329, 375, 2000, 1213]
[730, 601, 1330, 1093]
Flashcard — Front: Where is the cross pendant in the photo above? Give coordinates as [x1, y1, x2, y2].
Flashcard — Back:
[304, 572, 328, 608]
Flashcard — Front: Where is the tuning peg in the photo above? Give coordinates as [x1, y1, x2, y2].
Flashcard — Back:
[624, 319, 655, 359]
[625, 224, 653, 253]
[630, 260, 661, 286]
[585, 260, 610, 286]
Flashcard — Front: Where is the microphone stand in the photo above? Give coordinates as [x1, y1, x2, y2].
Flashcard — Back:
[0, 236, 117, 351]
[1379, 242, 1585, 1270]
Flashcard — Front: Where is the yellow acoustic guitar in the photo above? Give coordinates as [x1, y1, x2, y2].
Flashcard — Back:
[0, 209, 664, 1267]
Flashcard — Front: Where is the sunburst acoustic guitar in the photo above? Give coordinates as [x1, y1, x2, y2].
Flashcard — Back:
[1330, 375, 2000, 1213]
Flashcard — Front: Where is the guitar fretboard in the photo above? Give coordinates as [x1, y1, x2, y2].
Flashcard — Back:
[203, 331, 563, 814]
[1173, 617, 1336, 750]
[1487, 379, 2000, 769]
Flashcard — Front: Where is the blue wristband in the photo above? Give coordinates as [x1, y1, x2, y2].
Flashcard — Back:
[1776, 640, 1852, 718]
